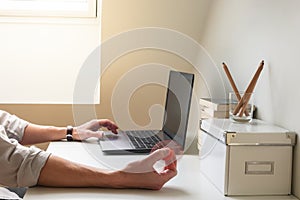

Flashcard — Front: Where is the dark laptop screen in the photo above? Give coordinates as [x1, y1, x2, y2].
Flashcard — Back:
[162, 71, 194, 148]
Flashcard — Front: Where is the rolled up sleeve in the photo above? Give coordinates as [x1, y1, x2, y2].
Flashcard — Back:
[0, 110, 29, 142]
[0, 111, 51, 187]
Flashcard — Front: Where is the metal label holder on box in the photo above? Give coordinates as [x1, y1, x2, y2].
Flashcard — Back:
[199, 118, 296, 196]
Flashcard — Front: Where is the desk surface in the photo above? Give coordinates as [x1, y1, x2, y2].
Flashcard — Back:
[24, 139, 298, 200]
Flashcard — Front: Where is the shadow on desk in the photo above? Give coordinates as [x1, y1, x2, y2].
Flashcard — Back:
[27, 186, 188, 200]
[184, 137, 198, 155]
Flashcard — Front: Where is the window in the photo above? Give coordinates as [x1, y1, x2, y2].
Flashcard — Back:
[0, 0, 101, 104]
[0, 0, 97, 18]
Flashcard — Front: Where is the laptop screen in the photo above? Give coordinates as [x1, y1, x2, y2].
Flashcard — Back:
[162, 71, 194, 148]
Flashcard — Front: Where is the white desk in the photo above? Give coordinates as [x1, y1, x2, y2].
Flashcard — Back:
[24, 139, 298, 200]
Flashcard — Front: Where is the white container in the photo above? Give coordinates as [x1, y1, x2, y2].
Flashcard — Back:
[199, 118, 296, 196]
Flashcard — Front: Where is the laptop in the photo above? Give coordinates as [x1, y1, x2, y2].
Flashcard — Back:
[99, 70, 194, 154]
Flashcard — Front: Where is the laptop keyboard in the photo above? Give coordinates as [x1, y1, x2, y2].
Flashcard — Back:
[125, 130, 161, 149]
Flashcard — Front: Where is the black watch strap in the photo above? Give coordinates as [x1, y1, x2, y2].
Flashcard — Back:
[66, 125, 73, 141]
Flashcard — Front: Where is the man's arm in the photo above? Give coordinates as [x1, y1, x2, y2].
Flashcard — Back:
[20, 119, 119, 145]
[0, 110, 177, 189]
[38, 148, 177, 190]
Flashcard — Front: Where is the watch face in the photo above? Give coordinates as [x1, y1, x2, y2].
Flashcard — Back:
[66, 134, 73, 141]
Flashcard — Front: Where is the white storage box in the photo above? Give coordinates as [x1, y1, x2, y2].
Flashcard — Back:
[199, 118, 296, 196]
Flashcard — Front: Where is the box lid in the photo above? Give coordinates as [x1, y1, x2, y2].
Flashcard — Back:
[200, 118, 296, 146]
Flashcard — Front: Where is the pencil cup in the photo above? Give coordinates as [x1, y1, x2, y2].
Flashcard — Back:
[229, 91, 254, 123]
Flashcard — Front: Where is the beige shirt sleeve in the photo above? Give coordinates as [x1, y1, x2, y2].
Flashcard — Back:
[0, 110, 51, 187]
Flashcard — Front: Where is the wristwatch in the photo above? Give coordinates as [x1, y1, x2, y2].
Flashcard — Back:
[66, 125, 73, 141]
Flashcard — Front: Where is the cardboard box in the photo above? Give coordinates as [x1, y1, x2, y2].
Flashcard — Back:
[199, 118, 296, 196]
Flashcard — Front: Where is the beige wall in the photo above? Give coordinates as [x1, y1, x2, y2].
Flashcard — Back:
[0, 0, 210, 127]
[199, 0, 300, 197]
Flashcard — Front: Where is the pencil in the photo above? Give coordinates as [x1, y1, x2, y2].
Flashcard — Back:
[222, 62, 249, 116]
[233, 60, 264, 116]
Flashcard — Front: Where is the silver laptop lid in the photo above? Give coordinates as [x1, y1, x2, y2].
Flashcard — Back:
[162, 71, 194, 148]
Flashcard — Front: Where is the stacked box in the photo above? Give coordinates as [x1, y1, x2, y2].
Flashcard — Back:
[199, 98, 230, 119]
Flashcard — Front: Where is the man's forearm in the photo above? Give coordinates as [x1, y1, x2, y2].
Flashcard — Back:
[21, 124, 67, 145]
[38, 155, 124, 188]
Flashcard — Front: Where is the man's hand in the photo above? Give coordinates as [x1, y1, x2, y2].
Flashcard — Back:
[118, 148, 177, 190]
[73, 119, 118, 140]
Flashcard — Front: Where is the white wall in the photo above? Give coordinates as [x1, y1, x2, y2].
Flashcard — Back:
[199, 0, 300, 197]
